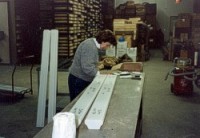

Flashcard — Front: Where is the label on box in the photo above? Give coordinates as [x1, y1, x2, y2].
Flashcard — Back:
[117, 41, 127, 49]
[116, 48, 127, 58]
[106, 46, 116, 57]
[127, 47, 137, 61]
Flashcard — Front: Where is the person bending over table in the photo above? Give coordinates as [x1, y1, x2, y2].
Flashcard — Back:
[68, 30, 117, 101]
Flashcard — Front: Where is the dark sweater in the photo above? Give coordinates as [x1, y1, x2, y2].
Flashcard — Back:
[69, 38, 99, 82]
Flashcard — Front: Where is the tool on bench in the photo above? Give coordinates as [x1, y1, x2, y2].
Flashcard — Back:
[119, 71, 142, 79]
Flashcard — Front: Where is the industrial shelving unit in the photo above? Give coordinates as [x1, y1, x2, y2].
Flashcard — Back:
[13, 0, 104, 64]
[53, 0, 70, 57]
[15, 0, 28, 60]
[52, 0, 103, 58]
[39, 0, 54, 30]
[15, 0, 40, 63]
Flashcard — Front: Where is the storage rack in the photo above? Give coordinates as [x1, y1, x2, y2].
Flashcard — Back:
[15, 0, 28, 60]
[52, 0, 103, 58]
[68, 0, 87, 56]
[86, 0, 103, 37]
[15, 0, 40, 63]
[53, 0, 70, 57]
[14, 0, 103, 62]
[39, 0, 54, 30]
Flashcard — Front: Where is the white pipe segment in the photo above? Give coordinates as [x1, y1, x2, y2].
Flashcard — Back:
[85, 75, 117, 129]
[36, 30, 51, 127]
[69, 75, 107, 127]
[48, 30, 59, 123]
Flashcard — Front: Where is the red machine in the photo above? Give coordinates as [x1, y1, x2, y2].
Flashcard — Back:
[165, 58, 198, 95]
[170, 67, 194, 95]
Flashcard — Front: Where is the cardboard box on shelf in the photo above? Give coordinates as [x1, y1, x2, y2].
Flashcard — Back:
[175, 19, 191, 28]
[113, 18, 143, 40]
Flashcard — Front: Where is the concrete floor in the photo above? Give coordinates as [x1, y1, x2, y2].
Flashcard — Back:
[0, 64, 70, 138]
[0, 49, 200, 138]
[142, 50, 200, 138]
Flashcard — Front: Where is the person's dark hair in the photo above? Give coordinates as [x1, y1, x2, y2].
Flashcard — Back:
[95, 30, 117, 46]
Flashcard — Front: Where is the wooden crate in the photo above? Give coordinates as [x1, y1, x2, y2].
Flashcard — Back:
[113, 18, 141, 29]
[113, 18, 143, 40]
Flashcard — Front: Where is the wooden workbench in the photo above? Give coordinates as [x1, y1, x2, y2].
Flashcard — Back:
[34, 73, 145, 138]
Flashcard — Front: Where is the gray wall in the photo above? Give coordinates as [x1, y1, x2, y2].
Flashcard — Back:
[0, 1, 10, 63]
[0, 0, 16, 64]
[115, 0, 194, 41]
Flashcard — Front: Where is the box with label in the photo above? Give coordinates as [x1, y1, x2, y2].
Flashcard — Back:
[116, 35, 133, 48]
[116, 48, 127, 58]
[127, 47, 137, 62]
[106, 46, 116, 57]
[117, 41, 127, 49]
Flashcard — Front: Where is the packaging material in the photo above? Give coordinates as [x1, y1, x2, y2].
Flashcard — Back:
[102, 57, 118, 69]
[111, 63, 123, 71]
[52, 112, 76, 138]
